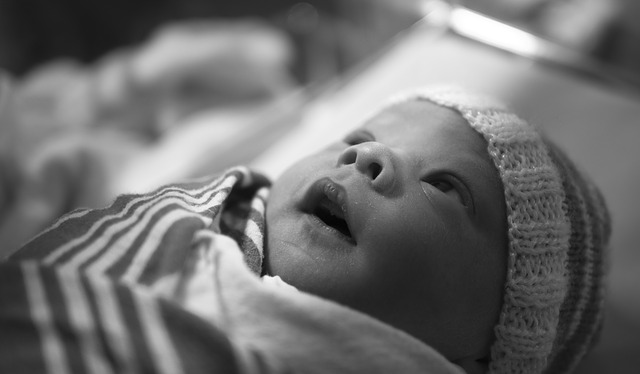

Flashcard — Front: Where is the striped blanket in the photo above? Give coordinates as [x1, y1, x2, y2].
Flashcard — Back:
[0, 166, 463, 374]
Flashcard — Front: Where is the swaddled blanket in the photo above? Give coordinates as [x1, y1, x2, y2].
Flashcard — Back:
[0, 166, 462, 374]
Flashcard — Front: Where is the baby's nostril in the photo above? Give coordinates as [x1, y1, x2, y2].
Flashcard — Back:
[368, 162, 382, 180]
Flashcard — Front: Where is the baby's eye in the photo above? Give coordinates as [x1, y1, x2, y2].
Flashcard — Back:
[430, 180, 454, 193]
[422, 178, 466, 207]
[343, 129, 375, 146]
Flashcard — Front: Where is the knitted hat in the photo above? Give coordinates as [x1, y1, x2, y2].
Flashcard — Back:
[385, 86, 611, 374]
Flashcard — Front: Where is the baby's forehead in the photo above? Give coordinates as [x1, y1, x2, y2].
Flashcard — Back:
[354, 100, 491, 166]
[363, 99, 472, 138]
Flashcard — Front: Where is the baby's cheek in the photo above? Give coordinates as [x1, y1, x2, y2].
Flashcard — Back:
[359, 218, 429, 273]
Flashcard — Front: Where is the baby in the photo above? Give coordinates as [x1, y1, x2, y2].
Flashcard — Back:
[0, 86, 610, 374]
[265, 86, 611, 373]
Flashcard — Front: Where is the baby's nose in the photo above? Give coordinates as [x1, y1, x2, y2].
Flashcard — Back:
[337, 142, 395, 193]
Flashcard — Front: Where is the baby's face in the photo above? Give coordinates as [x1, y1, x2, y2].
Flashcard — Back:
[265, 101, 507, 362]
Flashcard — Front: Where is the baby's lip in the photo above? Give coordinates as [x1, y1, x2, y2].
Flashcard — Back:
[301, 177, 345, 213]
[301, 177, 355, 243]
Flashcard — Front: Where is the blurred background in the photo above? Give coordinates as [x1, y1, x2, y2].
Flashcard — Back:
[1, 0, 638, 85]
[0, 0, 639, 372]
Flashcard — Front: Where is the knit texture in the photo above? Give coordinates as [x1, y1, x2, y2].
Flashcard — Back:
[387, 86, 610, 374]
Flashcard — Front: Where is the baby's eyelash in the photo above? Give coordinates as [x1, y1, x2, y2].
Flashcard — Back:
[430, 180, 454, 193]
[422, 175, 473, 212]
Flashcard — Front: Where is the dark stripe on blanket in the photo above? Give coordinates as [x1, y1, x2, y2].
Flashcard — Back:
[39, 266, 86, 374]
[114, 284, 157, 373]
[136, 216, 209, 286]
[13, 173, 231, 263]
[81, 274, 118, 373]
[108, 187, 232, 280]
[75, 185, 232, 271]
[100, 202, 197, 278]
[0, 263, 47, 374]
[221, 225, 261, 274]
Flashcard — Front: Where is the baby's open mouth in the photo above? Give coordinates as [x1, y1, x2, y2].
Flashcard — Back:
[303, 178, 355, 244]
[313, 196, 353, 240]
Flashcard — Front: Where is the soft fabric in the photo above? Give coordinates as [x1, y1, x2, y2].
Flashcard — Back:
[0, 166, 463, 374]
[386, 87, 611, 374]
